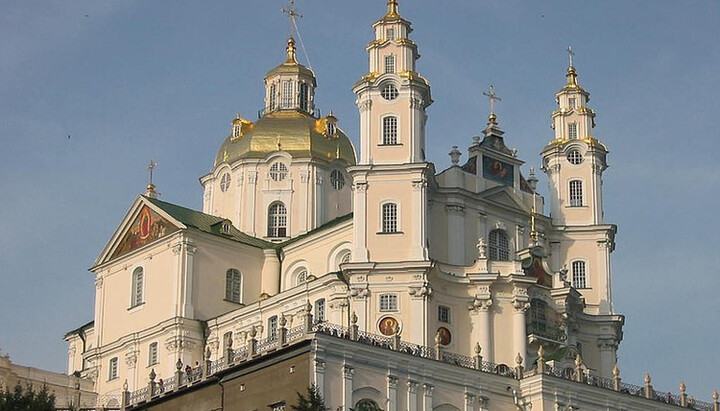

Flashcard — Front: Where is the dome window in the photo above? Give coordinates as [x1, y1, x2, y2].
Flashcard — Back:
[567, 149, 583, 165]
[330, 170, 345, 190]
[220, 173, 231, 192]
[269, 162, 289, 181]
[381, 84, 399, 100]
[326, 121, 337, 138]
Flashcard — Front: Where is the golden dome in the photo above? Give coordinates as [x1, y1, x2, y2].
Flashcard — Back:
[214, 110, 356, 166]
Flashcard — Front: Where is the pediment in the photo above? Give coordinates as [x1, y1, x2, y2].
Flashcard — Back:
[479, 186, 530, 213]
[93, 197, 184, 268]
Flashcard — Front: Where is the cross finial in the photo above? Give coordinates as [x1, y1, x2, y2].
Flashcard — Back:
[482, 85, 502, 115]
[567, 45, 575, 67]
[281, 0, 302, 37]
[147, 160, 157, 185]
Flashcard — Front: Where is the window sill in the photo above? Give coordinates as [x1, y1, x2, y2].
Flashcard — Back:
[377, 231, 403, 235]
[128, 302, 145, 312]
[378, 143, 403, 147]
[565, 205, 588, 209]
[223, 299, 245, 306]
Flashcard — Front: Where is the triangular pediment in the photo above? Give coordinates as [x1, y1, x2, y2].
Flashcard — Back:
[479, 186, 530, 213]
[94, 197, 185, 269]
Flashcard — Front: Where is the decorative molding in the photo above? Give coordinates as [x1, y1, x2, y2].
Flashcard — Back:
[300, 170, 310, 184]
[357, 99, 372, 112]
[342, 365, 355, 379]
[407, 380, 419, 393]
[409, 283, 432, 298]
[315, 174, 323, 185]
[412, 179, 428, 191]
[446, 204, 465, 214]
[248, 172, 258, 185]
[512, 300, 531, 312]
[387, 374, 398, 389]
[236, 172, 243, 186]
[95, 276, 104, 289]
[423, 383, 434, 397]
[352, 182, 368, 193]
[124, 351, 138, 368]
[315, 359, 326, 373]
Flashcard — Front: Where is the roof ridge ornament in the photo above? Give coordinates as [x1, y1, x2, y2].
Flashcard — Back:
[386, 0, 400, 18]
[482, 84, 501, 125]
[285, 37, 298, 64]
[566, 45, 578, 86]
[145, 160, 158, 198]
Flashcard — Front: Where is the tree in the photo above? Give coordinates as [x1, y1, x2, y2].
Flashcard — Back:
[291, 385, 328, 411]
[350, 399, 383, 411]
[0, 383, 55, 411]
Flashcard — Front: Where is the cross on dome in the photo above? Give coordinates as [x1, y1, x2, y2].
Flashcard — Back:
[281, 0, 302, 37]
[147, 160, 157, 185]
[482, 85, 502, 124]
[567, 45, 575, 67]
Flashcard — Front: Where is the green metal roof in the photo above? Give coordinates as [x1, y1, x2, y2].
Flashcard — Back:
[144, 196, 276, 249]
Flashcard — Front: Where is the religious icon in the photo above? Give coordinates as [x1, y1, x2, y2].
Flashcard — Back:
[111, 206, 178, 261]
[436, 326, 451, 345]
[378, 316, 400, 336]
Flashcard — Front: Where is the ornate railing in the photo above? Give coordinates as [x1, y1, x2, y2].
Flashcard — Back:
[123, 321, 713, 410]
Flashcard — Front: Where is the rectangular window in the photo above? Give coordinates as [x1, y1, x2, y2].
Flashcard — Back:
[568, 122, 578, 139]
[225, 269, 242, 303]
[281, 81, 294, 109]
[382, 116, 398, 145]
[269, 84, 277, 111]
[386, 28, 395, 40]
[384, 55, 395, 74]
[299, 82, 308, 112]
[382, 203, 398, 233]
[379, 294, 398, 312]
[268, 316, 278, 342]
[271, 402, 286, 411]
[572, 261, 587, 289]
[569, 180, 583, 207]
[148, 342, 158, 366]
[568, 97, 576, 109]
[438, 306, 451, 323]
[223, 332, 233, 356]
[314, 299, 326, 323]
[108, 357, 118, 380]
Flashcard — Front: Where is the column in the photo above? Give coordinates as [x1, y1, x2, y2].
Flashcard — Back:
[172, 243, 183, 316]
[598, 339, 617, 379]
[464, 393, 476, 411]
[422, 384, 433, 411]
[342, 365, 354, 411]
[446, 204, 465, 265]
[406, 381, 419, 411]
[352, 181, 369, 262]
[409, 291, 428, 346]
[247, 171, 258, 237]
[299, 170, 310, 234]
[477, 300, 493, 362]
[387, 375, 398, 411]
[125, 351, 138, 391]
[597, 240, 613, 314]
[512, 299, 529, 367]
[411, 178, 429, 260]
[351, 287, 369, 331]
[182, 243, 197, 318]
[314, 359, 326, 397]
[315, 172, 325, 230]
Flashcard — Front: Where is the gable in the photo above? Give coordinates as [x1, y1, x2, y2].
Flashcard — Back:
[110, 205, 180, 260]
[479, 186, 529, 213]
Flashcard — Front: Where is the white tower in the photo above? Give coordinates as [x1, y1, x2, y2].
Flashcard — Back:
[350, 0, 433, 263]
[542, 49, 617, 315]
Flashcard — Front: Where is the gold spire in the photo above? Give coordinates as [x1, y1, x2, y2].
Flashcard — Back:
[385, 0, 400, 19]
[285, 37, 298, 64]
[565, 45, 578, 87]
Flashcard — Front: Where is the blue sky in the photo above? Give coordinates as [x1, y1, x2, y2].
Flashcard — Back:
[1, 0, 718, 399]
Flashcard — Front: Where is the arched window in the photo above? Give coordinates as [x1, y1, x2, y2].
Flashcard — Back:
[488, 229, 510, 261]
[269, 83, 277, 111]
[295, 269, 308, 286]
[225, 269, 242, 303]
[268, 202, 288, 237]
[384, 55, 396, 74]
[382, 116, 398, 145]
[148, 342, 158, 366]
[381, 203, 398, 233]
[269, 162, 288, 181]
[220, 172, 231, 192]
[572, 260, 587, 289]
[131, 267, 144, 307]
[569, 180, 583, 207]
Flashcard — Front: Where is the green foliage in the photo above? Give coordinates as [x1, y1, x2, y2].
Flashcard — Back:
[0, 383, 55, 411]
[291, 385, 328, 411]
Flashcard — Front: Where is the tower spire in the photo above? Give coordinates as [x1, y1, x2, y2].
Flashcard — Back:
[386, 0, 400, 18]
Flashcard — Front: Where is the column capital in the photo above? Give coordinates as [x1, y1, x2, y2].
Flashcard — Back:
[407, 380, 419, 393]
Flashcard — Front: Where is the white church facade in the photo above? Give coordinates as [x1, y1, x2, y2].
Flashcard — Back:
[64, 2, 716, 410]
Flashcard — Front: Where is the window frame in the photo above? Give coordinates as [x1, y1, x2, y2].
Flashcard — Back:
[269, 162, 288, 181]
[381, 202, 399, 234]
[381, 84, 399, 101]
[314, 298, 326, 323]
[131, 267, 144, 308]
[148, 342, 158, 367]
[569, 179, 583, 207]
[267, 202, 288, 238]
[330, 169, 345, 190]
[488, 229, 510, 261]
[225, 269, 242, 303]
[379, 293, 399, 312]
[219, 172, 232, 192]
[108, 357, 119, 381]
[568, 122, 578, 139]
[384, 54, 396, 74]
[438, 305, 451, 324]
[299, 81, 309, 112]
[381, 116, 399, 145]
[281, 80, 294, 109]
[567, 149, 583, 165]
[268, 315, 278, 342]
[571, 260, 588, 289]
[386, 28, 395, 41]
[269, 83, 277, 111]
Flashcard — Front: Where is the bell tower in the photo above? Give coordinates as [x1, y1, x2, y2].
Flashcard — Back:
[541, 47, 617, 315]
[350, 0, 432, 262]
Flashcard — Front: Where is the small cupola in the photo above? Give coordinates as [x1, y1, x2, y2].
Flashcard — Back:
[263, 37, 317, 116]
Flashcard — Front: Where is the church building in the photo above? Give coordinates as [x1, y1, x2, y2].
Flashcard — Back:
[65, 2, 715, 410]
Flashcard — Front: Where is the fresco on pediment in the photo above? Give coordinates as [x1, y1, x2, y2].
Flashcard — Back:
[110, 206, 179, 260]
[483, 155, 514, 186]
